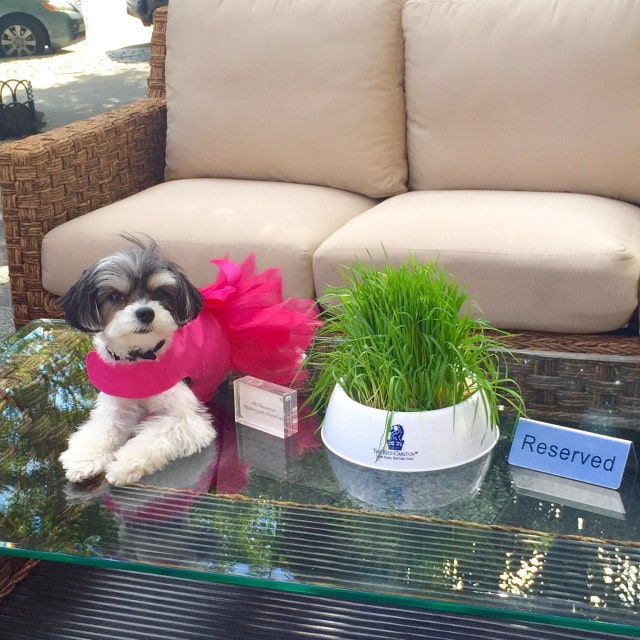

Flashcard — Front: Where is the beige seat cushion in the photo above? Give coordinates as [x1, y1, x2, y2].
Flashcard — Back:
[313, 191, 640, 333]
[403, 0, 640, 202]
[165, 0, 407, 199]
[42, 178, 377, 299]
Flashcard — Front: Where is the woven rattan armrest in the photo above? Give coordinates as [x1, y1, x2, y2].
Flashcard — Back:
[0, 98, 167, 326]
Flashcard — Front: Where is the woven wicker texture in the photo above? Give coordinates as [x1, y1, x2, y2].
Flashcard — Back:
[497, 330, 640, 357]
[0, 7, 168, 328]
[148, 7, 167, 99]
[499, 329, 640, 422]
[503, 352, 640, 427]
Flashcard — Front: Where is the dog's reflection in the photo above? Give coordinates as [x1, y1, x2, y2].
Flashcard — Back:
[66, 442, 219, 566]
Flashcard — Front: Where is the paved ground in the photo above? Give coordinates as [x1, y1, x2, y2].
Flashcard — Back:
[0, 0, 151, 338]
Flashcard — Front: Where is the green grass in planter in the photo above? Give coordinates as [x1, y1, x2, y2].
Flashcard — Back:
[305, 258, 524, 426]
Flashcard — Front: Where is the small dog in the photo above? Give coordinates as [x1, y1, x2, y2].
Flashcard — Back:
[58, 237, 318, 486]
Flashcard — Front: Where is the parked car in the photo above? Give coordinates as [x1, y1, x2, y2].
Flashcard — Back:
[126, 0, 167, 26]
[0, 0, 85, 57]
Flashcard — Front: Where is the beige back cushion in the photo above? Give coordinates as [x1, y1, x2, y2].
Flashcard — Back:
[165, 0, 407, 199]
[403, 0, 640, 201]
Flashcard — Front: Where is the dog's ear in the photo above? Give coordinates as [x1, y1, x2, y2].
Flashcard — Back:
[172, 268, 203, 326]
[57, 265, 104, 332]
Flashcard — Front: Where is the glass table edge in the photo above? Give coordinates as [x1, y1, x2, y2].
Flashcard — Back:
[2, 546, 639, 638]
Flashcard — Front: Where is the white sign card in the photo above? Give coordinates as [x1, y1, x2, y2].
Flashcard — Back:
[234, 375, 298, 438]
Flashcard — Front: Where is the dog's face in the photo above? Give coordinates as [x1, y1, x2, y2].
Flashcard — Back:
[59, 241, 203, 357]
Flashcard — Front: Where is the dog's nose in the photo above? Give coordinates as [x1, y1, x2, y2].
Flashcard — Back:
[136, 307, 155, 325]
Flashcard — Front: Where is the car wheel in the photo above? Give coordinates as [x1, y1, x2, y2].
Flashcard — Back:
[0, 17, 47, 57]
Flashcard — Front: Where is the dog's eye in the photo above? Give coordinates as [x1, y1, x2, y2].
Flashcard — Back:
[152, 288, 170, 302]
[107, 291, 124, 303]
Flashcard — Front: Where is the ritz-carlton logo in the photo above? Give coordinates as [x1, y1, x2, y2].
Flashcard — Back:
[387, 424, 405, 451]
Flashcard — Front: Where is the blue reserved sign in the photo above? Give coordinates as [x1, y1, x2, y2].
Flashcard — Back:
[508, 418, 635, 490]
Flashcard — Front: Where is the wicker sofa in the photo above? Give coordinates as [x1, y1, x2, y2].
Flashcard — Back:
[0, 0, 639, 340]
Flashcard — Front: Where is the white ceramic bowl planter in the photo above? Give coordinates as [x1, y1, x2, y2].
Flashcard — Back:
[321, 383, 499, 472]
[321, 383, 500, 510]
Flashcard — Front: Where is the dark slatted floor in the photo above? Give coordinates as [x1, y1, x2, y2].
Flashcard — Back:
[0, 562, 633, 640]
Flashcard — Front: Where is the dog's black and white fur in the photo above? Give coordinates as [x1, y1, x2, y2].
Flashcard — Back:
[58, 238, 216, 486]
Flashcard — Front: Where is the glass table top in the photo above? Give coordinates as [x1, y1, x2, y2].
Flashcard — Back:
[2, 320, 640, 634]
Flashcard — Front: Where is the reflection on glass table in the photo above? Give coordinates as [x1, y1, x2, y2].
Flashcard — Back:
[1, 321, 640, 634]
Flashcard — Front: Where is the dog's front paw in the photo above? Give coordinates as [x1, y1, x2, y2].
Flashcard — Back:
[105, 457, 148, 486]
[59, 448, 115, 483]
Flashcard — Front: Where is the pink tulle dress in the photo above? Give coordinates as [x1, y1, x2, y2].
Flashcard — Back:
[85, 255, 320, 402]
